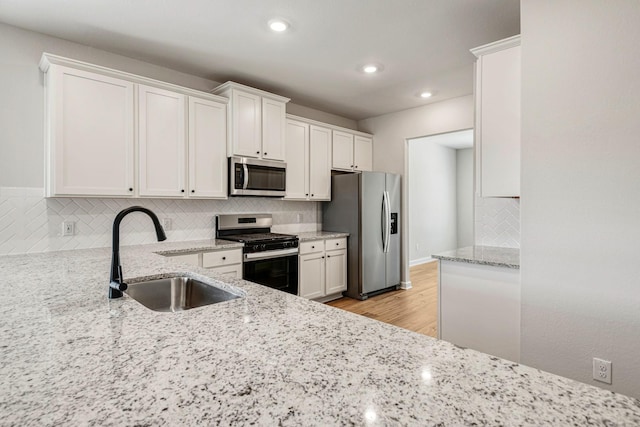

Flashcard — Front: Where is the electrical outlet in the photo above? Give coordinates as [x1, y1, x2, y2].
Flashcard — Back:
[161, 218, 172, 231]
[297, 213, 303, 223]
[62, 221, 75, 236]
[593, 358, 612, 384]
[416, 243, 420, 251]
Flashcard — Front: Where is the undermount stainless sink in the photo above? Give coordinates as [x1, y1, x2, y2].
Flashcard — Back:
[125, 275, 241, 312]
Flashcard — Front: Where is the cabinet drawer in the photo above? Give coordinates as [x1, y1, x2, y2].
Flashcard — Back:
[325, 237, 347, 251]
[202, 249, 242, 268]
[166, 252, 200, 267]
[299, 240, 325, 255]
[207, 263, 243, 279]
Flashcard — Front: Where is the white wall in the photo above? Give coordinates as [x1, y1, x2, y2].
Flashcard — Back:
[520, 0, 640, 398]
[408, 140, 457, 263]
[456, 148, 474, 247]
[358, 96, 474, 285]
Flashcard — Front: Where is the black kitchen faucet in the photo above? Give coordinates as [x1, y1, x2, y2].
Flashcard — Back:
[109, 206, 167, 299]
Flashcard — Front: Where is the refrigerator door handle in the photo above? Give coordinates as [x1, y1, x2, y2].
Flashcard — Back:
[382, 190, 391, 253]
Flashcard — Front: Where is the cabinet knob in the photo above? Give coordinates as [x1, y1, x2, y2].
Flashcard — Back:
[181, 189, 185, 193]
[336, 243, 339, 246]
[350, 165, 354, 168]
[327, 255, 331, 258]
[355, 165, 358, 169]
[222, 256, 226, 260]
[311, 194, 314, 197]
[264, 152, 267, 155]
[311, 246, 315, 249]
[321, 256, 325, 259]
[191, 190, 195, 193]
[256, 151, 260, 154]
[305, 193, 309, 196]
[129, 188, 133, 192]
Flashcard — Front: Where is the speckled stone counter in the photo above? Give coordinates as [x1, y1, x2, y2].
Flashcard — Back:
[433, 245, 520, 269]
[296, 230, 349, 241]
[143, 238, 244, 255]
[1, 244, 639, 425]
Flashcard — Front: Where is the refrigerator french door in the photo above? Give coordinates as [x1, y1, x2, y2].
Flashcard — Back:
[322, 172, 401, 300]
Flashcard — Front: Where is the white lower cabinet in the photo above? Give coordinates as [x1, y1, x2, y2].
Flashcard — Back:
[164, 248, 243, 279]
[202, 248, 243, 278]
[299, 238, 347, 300]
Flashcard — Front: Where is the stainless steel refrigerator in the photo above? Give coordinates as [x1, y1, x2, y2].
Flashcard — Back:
[322, 172, 401, 300]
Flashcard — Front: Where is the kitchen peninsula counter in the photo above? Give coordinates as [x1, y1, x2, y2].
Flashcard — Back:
[296, 230, 349, 241]
[1, 243, 639, 425]
[433, 245, 520, 269]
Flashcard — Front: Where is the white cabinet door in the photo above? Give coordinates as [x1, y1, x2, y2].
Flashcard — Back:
[47, 66, 134, 197]
[332, 130, 354, 170]
[138, 85, 186, 197]
[309, 125, 332, 200]
[285, 119, 309, 200]
[354, 135, 373, 172]
[188, 96, 227, 199]
[299, 253, 325, 299]
[262, 98, 286, 161]
[475, 39, 521, 197]
[231, 90, 262, 158]
[325, 249, 347, 295]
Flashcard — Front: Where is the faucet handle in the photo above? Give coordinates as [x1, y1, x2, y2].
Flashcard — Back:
[109, 281, 128, 292]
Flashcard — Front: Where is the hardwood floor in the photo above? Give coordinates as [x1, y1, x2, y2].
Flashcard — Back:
[326, 261, 439, 338]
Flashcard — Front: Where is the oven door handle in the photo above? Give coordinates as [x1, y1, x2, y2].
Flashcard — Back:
[244, 248, 299, 261]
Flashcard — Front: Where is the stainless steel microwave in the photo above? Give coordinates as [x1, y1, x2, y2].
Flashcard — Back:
[229, 156, 287, 197]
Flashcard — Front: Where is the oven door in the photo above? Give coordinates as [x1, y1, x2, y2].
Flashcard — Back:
[229, 157, 286, 197]
[243, 251, 298, 295]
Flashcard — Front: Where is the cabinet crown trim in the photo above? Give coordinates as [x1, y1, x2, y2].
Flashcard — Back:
[470, 35, 521, 58]
[286, 114, 373, 138]
[38, 53, 229, 103]
[211, 81, 290, 103]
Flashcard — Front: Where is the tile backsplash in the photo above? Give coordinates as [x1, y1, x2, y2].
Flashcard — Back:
[474, 195, 520, 248]
[0, 187, 320, 255]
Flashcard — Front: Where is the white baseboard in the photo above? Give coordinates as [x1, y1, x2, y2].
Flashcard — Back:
[409, 256, 438, 267]
[400, 281, 412, 290]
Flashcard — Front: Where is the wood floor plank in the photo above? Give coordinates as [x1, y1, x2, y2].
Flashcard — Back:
[326, 261, 438, 338]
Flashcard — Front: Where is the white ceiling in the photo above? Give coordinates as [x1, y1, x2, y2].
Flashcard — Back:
[0, 0, 520, 121]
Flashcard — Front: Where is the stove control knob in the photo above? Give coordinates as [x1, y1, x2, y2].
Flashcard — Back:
[261, 244, 267, 250]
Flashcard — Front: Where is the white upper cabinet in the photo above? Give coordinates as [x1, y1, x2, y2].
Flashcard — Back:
[43, 64, 135, 197]
[353, 135, 373, 172]
[284, 119, 309, 200]
[285, 119, 331, 201]
[40, 53, 229, 199]
[332, 130, 373, 172]
[472, 35, 521, 198]
[212, 82, 289, 161]
[231, 90, 261, 157]
[188, 96, 228, 199]
[261, 98, 287, 161]
[332, 130, 354, 170]
[138, 84, 187, 197]
[308, 125, 331, 200]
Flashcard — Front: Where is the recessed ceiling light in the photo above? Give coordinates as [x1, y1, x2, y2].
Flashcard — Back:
[420, 91, 433, 98]
[268, 19, 289, 32]
[363, 65, 379, 73]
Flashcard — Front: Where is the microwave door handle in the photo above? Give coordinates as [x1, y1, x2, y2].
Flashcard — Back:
[242, 164, 249, 189]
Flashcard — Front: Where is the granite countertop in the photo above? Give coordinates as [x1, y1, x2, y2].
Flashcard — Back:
[433, 245, 520, 269]
[1, 244, 639, 425]
[144, 238, 244, 255]
[296, 231, 349, 241]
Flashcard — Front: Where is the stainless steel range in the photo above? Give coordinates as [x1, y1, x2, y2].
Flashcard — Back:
[216, 214, 298, 295]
